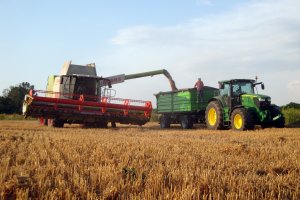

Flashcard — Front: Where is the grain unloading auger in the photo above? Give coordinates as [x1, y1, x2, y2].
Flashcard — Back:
[23, 61, 177, 128]
[106, 69, 178, 91]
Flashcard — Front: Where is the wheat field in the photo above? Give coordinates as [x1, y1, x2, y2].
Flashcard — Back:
[0, 121, 299, 199]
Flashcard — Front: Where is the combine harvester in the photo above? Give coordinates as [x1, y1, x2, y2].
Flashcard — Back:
[23, 61, 177, 128]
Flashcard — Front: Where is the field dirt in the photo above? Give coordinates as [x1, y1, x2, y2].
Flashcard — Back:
[0, 120, 299, 199]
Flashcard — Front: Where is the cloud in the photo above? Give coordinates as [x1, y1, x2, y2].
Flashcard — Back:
[106, 0, 300, 105]
[288, 80, 300, 89]
[195, 0, 213, 6]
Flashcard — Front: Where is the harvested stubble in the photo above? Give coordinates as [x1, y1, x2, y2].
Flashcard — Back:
[0, 121, 299, 199]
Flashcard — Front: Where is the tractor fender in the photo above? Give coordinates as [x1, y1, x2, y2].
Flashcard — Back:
[207, 96, 226, 109]
[231, 105, 244, 114]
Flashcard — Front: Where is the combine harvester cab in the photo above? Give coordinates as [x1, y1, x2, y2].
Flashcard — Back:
[23, 61, 152, 128]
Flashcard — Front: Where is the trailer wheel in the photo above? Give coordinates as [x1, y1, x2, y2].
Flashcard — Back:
[180, 115, 193, 129]
[48, 119, 64, 128]
[205, 101, 224, 130]
[231, 108, 254, 131]
[159, 115, 170, 128]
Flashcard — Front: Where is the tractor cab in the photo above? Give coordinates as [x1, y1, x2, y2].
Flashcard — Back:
[218, 79, 266, 109]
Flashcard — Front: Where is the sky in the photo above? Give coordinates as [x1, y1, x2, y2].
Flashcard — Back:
[0, 0, 299, 106]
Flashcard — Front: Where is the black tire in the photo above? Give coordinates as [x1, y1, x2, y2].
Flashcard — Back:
[97, 121, 108, 128]
[180, 115, 193, 129]
[205, 101, 224, 130]
[82, 121, 108, 128]
[231, 108, 254, 131]
[274, 116, 285, 128]
[111, 122, 117, 128]
[48, 119, 64, 128]
[159, 115, 170, 129]
[272, 108, 285, 128]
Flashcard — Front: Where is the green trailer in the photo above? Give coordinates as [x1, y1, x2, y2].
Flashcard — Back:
[155, 86, 219, 129]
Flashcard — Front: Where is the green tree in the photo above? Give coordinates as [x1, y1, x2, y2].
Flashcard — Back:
[0, 97, 17, 114]
[1, 82, 34, 114]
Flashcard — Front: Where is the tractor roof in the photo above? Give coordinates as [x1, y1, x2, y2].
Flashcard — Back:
[219, 79, 256, 84]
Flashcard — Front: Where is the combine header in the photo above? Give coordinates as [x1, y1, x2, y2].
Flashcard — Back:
[23, 61, 176, 128]
[23, 89, 152, 128]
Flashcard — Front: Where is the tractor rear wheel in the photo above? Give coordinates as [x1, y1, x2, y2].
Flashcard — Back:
[180, 115, 193, 129]
[159, 115, 170, 128]
[231, 108, 254, 131]
[205, 101, 224, 130]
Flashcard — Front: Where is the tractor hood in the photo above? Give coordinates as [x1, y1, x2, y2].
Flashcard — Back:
[241, 94, 271, 109]
[254, 94, 271, 101]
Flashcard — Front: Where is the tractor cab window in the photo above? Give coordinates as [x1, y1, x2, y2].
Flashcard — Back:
[232, 82, 254, 96]
[220, 83, 230, 96]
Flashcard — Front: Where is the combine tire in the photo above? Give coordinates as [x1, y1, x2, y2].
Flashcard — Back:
[48, 119, 64, 128]
[159, 115, 170, 128]
[180, 115, 193, 129]
[97, 121, 108, 128]
[82, 121, 108, 128]
[231, 108, 254, 131]
[205, 101, 224, 130]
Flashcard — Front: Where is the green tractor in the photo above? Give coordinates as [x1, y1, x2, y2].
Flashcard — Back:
[205, 79, 285, 131]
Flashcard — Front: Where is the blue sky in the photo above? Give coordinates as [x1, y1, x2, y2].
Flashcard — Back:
[0, 0, 299, 105]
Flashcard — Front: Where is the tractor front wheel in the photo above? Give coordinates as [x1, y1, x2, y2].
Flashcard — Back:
[205, 101, 224, 130]
[231, 108, 254, 131]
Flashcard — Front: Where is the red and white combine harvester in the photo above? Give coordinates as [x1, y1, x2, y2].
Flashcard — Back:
[23, 61, 177, 128]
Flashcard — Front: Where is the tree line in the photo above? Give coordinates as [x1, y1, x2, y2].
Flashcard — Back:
[0, 81, 299, 115]
[0, 82, 34, 114]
